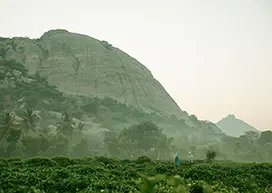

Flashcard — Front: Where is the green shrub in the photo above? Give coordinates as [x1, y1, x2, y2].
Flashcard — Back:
[94, 156, 117, 165]
[136, 156, 152, 164]
[6, 157, 22, 162]
[206, 151, 216, 162]
[189, 182, 204, 193]
[51, 157, 74, 166]
[0, 159, 8, 167]
[24, 157, 57, 167]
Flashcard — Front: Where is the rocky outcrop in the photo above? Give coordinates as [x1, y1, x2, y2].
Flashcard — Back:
[0, 29, 187, 119]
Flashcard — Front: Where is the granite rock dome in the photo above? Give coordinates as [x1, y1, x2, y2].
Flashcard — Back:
[1, 29, 187, 119]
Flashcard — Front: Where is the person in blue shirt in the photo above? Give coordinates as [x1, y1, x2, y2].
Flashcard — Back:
[175, 153, 181, 166]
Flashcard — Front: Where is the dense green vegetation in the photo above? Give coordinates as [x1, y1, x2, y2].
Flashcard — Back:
[0, 60, 176, 159]
[0, 157, 271, 193]
[104, 121, 173, 159]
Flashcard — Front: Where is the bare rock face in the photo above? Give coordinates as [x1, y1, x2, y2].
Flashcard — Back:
[1, 30, 187, 118]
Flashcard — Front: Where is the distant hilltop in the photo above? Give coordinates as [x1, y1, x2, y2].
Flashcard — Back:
[216, 114, 259, 137]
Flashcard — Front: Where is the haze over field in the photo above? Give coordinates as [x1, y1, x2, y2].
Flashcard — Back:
[0, 0, 272, 130]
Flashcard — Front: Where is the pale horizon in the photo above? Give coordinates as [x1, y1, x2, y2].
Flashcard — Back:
[1, 0, 271, 130]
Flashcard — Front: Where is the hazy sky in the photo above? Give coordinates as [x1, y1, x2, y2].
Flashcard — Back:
[1, 0, 271, 130]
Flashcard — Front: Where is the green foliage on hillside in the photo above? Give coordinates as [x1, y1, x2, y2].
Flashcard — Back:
[0, 60, 173, 158]
[0, 59, 271, 162]
[104, 121, 173, 159]
[0, 59, 64, 111]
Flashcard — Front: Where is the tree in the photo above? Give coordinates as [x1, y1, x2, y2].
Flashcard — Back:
[57, 112, 82, 156]
[104, 130, 120, 157]
[71, 138, 90, 157]
[122, 121, 162, 151]
[21, 135, 43, 157]
[57, 112, 73, 137]
[258, 131, 272, 145]
[21, 109, 39, 134]
[206, 150, 216, 161]
[46, 134, 69, 156]
[5, 127, 21, 156]
[0, 112, 24, 157]
[105, 121, 173, 159]
[0, 112, 15, 142]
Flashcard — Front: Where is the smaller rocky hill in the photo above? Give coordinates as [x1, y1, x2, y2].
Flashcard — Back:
[216, 114, 259, 137]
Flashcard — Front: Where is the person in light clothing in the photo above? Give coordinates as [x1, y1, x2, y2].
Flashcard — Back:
[188, 152, 193, 163]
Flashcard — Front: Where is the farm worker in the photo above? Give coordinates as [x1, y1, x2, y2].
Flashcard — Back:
[175, 153, 181, 166]
[188, 152, 193, 163]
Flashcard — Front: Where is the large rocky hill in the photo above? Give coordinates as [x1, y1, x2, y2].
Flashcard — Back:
[0, 29, 223, 137]
[0, 29, 187, 119]
[1, 30, 272, 162]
